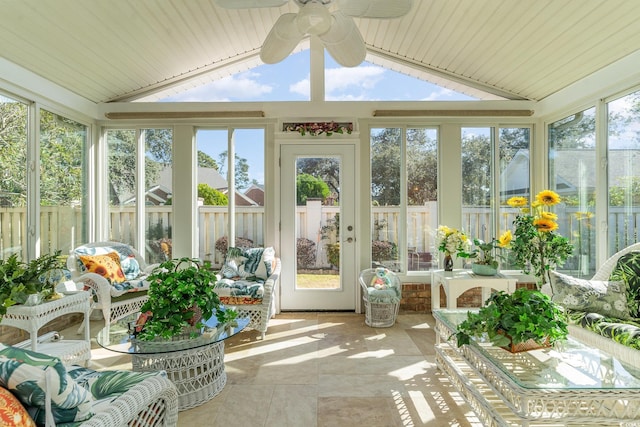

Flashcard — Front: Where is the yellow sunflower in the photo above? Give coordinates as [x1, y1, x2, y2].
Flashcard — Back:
[536, 190, 561, 206]
[498, 230, 512, 247]
[507, 196, 527, 208]
[533, 218, 558, 232]
[540, 211, 558, 221]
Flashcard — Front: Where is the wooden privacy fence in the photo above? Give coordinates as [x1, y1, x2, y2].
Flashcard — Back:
[1, 205, 637, 274]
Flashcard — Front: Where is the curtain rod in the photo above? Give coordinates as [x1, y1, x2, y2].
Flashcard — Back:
[373, 109, 534, 117]
[104, 111, 265, 119]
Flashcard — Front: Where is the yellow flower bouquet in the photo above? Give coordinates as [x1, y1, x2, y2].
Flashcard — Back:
[505, 190, 573, 287]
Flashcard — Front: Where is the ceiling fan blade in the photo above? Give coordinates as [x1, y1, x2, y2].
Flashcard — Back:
[215, 0, 289, 9]
[260, 13, 304, 64]
[337, 0, 412, 18]
[318, 12, 366, 67]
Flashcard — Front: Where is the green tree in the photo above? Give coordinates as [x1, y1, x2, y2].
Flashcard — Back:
[198, 183, 228, 205]
[296, 173, 330, 205]
[297, 158, 340, 199]
[0, 100, 27, 206]
[407, 128, 437, 205]
[198, 151, 218, 169]
[218, 151, 250, 189]
[371, 128, 401, 205]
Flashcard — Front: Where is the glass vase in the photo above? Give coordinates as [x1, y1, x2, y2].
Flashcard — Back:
[443, 252, 454, 271]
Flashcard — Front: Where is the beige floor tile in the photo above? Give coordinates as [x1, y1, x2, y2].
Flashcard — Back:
[61, 312, 480, 427]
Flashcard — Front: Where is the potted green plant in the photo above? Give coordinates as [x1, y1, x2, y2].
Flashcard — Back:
[458, 235, 510, 276]
[136, 257, 222, 341]
[0, 251, 66, 317]
[454, 288, 568, 352]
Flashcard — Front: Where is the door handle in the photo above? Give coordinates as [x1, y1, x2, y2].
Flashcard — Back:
[344, 237, 355, 243]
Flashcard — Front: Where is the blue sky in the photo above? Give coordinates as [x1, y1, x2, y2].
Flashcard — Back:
[170, 50, 475, 188]
[161, 51, 475, 103]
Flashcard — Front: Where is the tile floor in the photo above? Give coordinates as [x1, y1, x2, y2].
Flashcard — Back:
[67, 312, 481, 427]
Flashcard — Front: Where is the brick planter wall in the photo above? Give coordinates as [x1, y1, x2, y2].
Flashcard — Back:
[399, 280, 537, 313]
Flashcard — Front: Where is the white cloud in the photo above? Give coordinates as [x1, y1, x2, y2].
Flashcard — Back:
[163, 71, 273, 102]
[423, 88, 458, 101]
[288, 66, 385, 99]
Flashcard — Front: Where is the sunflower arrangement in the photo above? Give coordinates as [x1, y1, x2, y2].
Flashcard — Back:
[503, 190, 573, 288]
[436, 225, 472, 257]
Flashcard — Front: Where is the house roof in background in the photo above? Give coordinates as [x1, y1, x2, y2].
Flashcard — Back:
[2, 1, 640, 104]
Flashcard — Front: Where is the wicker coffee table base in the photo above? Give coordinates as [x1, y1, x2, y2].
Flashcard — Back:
[132, 341, 226, 411]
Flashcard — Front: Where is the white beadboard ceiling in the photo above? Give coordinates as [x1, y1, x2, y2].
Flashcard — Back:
[1, 0, 639, 104]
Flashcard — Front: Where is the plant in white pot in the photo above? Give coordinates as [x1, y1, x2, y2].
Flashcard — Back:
[458, 235, 510, 276]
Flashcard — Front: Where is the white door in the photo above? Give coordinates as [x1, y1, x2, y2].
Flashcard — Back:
[280, 144, 357, 310]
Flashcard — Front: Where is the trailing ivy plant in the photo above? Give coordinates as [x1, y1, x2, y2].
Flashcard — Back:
[454, 288, 568, 349]
[137, 257, 222, 341]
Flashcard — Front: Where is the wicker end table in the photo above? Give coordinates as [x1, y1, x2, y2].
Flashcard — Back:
[1, 291, 92, 365]
[433, 309, 640, 426]
[96, 313, 248, 411]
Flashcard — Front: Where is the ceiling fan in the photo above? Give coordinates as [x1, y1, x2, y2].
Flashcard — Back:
[214, 0, 412, 67]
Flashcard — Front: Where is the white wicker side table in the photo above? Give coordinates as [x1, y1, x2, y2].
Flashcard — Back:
[1, 291, 92, 365]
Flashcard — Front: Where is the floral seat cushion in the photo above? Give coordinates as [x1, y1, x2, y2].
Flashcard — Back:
[73, 244, 150, 298]
[214, 278, 265, 305]
[567, 310, 640, 350]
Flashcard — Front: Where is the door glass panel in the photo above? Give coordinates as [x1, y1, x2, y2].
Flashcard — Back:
[296, 156, 340, 290]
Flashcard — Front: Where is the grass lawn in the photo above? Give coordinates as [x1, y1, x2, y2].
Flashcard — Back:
[296, 273, 340, 289]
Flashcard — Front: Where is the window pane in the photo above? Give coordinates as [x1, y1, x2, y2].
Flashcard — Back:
[371, 128, 401, 271]
[0, 95, 28, 259]
[143, 128, 172, 263]
[407, 128, 438, 271]
[107, 129, 137, 246]
[608, 91, 640, 255]
[39, 109, 87, 255]
[462, 127, 493, 242]
[499, 127, 531, 269]
[549, 108, 596, 277]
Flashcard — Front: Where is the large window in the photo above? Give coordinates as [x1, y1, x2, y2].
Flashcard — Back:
[39, 109, 88, 254]
[549, 108, 596, 277]
[196, 128, 265, 266]
[106, 128, 173, 261]
[608, 90, 640, 254]
[370, 127, 438, 272]
[0, 95, 28, 259]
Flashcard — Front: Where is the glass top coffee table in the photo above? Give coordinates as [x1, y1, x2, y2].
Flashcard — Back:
[433, 309, 640, 426]
[96, 312, 248, 411]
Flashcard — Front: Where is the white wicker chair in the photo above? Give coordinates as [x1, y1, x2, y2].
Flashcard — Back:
[359, 267, 402, 327]
[67, 242, 156, 338]
[221, 258, 281, 339]
[79, 374, 179, 427]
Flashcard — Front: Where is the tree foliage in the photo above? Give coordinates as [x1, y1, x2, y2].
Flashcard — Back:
[297, 158, 340, 199]
[198, 151, 218, 169]
[198, 183, 228, 205]
[0, 101, 28, 206]
[218, 150, 250, 189]
[296, 173, 330, 205]
[371, 128, 401, 205]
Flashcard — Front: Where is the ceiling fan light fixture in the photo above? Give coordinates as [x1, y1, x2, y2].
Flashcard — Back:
[296, 1, 332, 35]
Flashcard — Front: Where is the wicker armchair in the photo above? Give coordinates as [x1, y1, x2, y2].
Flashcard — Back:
[67, 242, 157, 338]
[79, 374, 179, 427]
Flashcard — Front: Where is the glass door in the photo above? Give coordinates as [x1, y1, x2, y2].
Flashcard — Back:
[280, 144, 356, 310]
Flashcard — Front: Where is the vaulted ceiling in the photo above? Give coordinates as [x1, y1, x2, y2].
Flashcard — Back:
[1, 0, 639, 104]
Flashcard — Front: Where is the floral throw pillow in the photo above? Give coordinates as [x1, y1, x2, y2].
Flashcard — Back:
[549, 271, 632, 320]
[609, 251, 640, 317]
[0, 387, 35, 427]
[79, 252, 126, 283]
